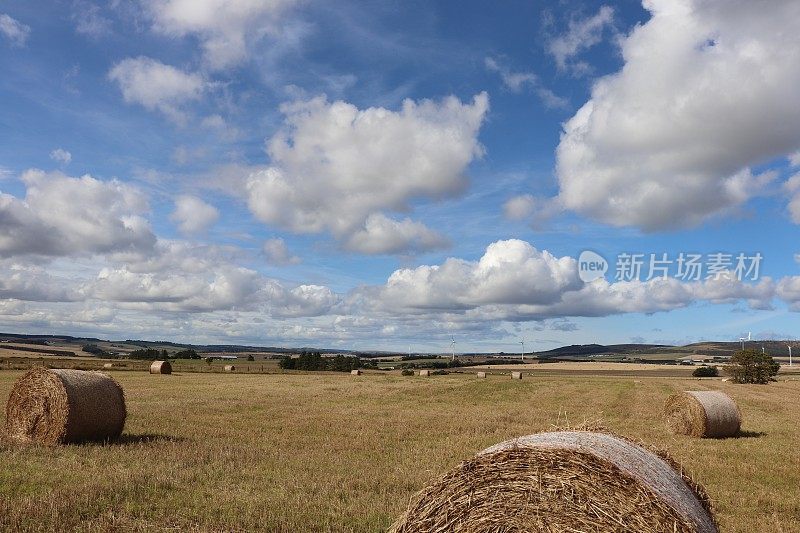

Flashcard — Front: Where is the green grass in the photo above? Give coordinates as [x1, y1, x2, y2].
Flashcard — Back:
[1, 371, 798, 531]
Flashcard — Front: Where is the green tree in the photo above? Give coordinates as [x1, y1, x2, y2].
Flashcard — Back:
[692, 365, 719, 377]
[724, 349, 780, 384]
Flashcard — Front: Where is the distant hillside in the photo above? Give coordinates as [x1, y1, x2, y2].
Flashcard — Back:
[0, 331, 793, 360]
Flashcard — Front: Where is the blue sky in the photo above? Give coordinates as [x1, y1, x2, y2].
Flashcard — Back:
[1, 0, 799, 352]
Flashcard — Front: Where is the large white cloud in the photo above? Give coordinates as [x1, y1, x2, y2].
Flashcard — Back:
[246, 93, 488, 254]
[556, 0, 800, 231]
[145, 0, 297, 70]
[0, 170, 155, 257]
[108, 57, 206, 123]
[364, 239, 582, 311]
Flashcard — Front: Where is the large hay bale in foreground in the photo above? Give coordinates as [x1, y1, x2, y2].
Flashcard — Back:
[390, 431, 717, 533]
[664, 391, 740, 438]
[149, 360, 172, 375]
[224, 365, 236, 372]
[5, 368, 126, 445]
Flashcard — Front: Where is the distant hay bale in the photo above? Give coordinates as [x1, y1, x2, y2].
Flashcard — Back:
[149, 360, 172, 375]
[476, 372, 486, 378]
[418, 370, 430, 377]
[351, 369, 362, 375]
[390, 431, 717, 533]
[224, 365, 236, 372]
[664, 391, 741, 438]
[5, 367, 126, 445]
[511, 371, 522, 380]
[102, 363, 114, 369]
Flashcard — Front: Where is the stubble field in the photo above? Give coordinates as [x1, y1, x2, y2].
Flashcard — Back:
[1, 370, 799, 532]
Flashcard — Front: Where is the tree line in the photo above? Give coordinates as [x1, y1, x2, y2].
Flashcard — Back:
[279, 352, 375, 372]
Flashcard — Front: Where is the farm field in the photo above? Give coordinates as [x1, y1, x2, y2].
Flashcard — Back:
[1, 371, 799, 532]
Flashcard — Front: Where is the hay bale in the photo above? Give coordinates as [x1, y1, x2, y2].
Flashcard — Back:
[511, 371, 522, 380]
[664, 391, 740, 438]
[351, 369, 362, 375]
[149, 360, 172, 375]
[390, 431, 717, 533]
[418, 369, 430, 377]
[224, 365, 236, 372]
[102, 363, 114, 369]
[476, 372, 486, 378]
[5, 367, 126, 445]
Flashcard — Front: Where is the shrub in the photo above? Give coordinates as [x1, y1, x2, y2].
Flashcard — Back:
[692, 365, 719, 377]
[401, 369, 414, 376]
[724, 349, 780, 384]
[247, 355, 255, 361]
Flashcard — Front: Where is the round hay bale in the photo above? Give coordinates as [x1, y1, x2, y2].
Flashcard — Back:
[664, 391, 741, 438]
[224, 365, 236, 372]
[390, 431, 717, 533]
[102, 363, 114, 369]
[5, 367, 126, 445]
[418, 369, 430, 377]
[350, 369, 362, 375]
[476, 371, 486, 378]
[149, 360, 172, 375]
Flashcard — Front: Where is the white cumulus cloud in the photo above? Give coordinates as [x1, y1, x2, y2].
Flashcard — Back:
[170, 195, 219, 235]
[343, 214, 449, 255]
[262, 237, 300, 265]
[0, 170, 155, 257]
[108, 57, 206, 123]
[246, 92, 489, 254]
[556, 0, 800, 231]
[145, 0, 298, 70]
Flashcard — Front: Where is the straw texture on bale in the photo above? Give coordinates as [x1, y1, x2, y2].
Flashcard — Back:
[5, 367, 126, 445]
[351, 369, 362, 375]
[418, 370, 430, 377]
[476, 372, 486, 378]
[511, 371, 522, 380]
[664, 391, 741, 438]
[149, 360, 172, 374]
[224, 365, 236, 372]
[390, 431, 717, 533]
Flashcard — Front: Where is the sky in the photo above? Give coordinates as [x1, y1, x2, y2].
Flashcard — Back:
[1, 0, 800, 353]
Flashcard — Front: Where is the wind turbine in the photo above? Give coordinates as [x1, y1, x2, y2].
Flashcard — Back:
[519, 340, 525, 362]
[450, 335, 456, 361]
[787, 344, 793, 367]
[739, 331, 751, 350]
